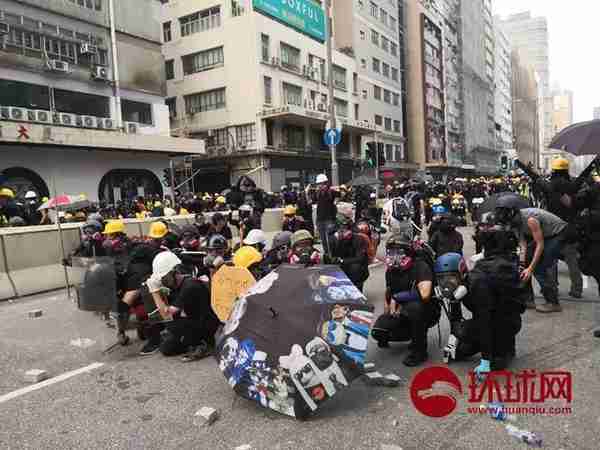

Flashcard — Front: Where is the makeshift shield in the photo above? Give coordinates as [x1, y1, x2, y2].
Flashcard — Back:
[211, 264, 257, 322]
[72, 257, 116, 312]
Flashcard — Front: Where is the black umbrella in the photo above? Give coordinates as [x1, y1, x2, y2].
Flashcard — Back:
[548, 120, 600, 156]
[215, 264, 374, 419]
[475, 193, 531, 222]
[347, 175, 379, 187]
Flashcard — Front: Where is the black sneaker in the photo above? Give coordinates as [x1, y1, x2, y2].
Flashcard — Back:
[181, 341, 212, 362]
[403, 350, 428, 367]
[139, 340, 160, 356]
[594, 329, 600, 338]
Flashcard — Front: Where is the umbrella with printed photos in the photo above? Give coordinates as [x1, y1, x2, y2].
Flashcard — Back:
[215, 264, 375, 419]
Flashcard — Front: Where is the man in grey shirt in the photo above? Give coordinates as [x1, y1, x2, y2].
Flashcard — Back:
[496, 198, 568, 313]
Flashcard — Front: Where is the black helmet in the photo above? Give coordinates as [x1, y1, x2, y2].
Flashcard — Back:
[181, 224, 199, 238]
[494, 194, 522, 225]
[272, 231, 293, 249]
[206, 233, 227, 250]
[386, 233, 413, 253]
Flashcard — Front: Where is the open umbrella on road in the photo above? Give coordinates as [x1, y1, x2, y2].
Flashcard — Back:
[549, 119, 600, 156]
[215, 264, 374, 419]
[474, 192, 531, 222]
[37, 194, 90, 211]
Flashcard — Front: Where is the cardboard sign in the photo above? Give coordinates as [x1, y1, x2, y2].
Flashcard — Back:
[211, 265, 256, 322]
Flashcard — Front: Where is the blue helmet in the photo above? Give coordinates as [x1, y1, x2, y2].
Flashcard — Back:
[432, 205, 447, 215]
[433, 252, 465, 274]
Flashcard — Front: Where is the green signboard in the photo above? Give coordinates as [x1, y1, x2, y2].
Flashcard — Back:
[253, 0, 326, 42]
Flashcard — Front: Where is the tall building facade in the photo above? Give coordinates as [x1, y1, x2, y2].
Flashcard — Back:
[511, 49, 539, 167]
[594, 107, 600, 120]
[0, 0, 197, 202]
[333, 0, 409, 179]
[539, 87, 574, 174]
[161, 0, 376, 192]
[493, 18, 513, 151]
[499, 11, 550, 158]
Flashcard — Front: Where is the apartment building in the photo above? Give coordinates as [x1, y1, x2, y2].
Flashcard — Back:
[332, 0, 410, 179]
[161, 0, 376, 192]
[0, 0, 199, 202]
[493, 18, 513, 151]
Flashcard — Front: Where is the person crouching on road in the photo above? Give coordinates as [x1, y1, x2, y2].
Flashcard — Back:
[429, 213, 464, 256]
[289, 230, 321, 266]
[146, 252, 220, 358]
[264, 231, 293, 269]
[328, 214, 369, 293]
[372, 234, 437, 367]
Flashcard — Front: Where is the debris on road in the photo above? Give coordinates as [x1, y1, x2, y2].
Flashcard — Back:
[364, 362, 376, 372]
[363, 371, 384, 385]
[195, 406, 220, 425]
[234, 445, 252, 450]
[392, 419, 399, 426]
[505, 424, 543, 447]
[381, 445, 403, 450]
[70, 338, 96, 349]
[382, 374, 401, 387]
[28, 309, 43, 318]
[24, 369, 49, 383]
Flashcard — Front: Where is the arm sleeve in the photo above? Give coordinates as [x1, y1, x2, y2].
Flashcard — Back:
[469, 274, 494, 360]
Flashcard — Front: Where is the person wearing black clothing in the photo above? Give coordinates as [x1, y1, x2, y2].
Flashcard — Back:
[328, 215, 369, 292]
[72, 220, 106, 258]
[315, 174, 339, 255]
[296, 189, 315, 236]
[226, 175, 266, 213]
[429, 214, 464, 256]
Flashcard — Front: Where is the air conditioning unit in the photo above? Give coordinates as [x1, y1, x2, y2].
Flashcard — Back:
[97, 117, 114, 129]
[91, 65, 109, 81]
[48, 59, 70, 73]
[80, 43, 98, 55]
[317, 103, 327, 112]
[0, 22, 9, 35]
[124, 121, 138, 134]
[80, 115, 95, 128]
[59, 113, 76, 126]
[8, 107, 26, 121]
[30, 110, 51, 123]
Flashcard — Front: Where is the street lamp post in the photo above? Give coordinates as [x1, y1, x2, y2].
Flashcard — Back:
[325, 0, 339, 186]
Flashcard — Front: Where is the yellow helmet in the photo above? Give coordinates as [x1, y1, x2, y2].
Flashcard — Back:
[551, 157, 569, 171]
[0, 188, 15, 198]
[216, 196, 226, 204]
[148, 221, 168, 239]
[103, 220, 125, 235]
[284, 205, 297, 216]
[233, 246, 263, 269]
[153, 201, 162, 208]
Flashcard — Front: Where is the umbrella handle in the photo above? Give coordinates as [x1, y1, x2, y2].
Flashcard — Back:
[269, 307, 278, 318]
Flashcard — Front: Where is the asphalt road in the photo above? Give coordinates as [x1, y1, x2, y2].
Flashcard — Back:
[1, 227, 599, 450]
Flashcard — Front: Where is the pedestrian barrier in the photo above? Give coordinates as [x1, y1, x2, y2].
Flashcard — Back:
[0, 208, 285, 300]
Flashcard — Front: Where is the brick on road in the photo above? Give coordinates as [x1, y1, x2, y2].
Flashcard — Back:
[24, 369, 49, 383]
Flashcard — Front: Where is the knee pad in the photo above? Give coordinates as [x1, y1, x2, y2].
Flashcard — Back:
[371, 314, 411, 343]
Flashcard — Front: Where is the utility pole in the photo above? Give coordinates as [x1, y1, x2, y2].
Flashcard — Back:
[169, 159, 176, 200]
[325, 0, 339, 186]
[374, 129, 379, 197]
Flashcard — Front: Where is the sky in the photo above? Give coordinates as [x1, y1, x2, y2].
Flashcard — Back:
[494, 0, 599, 122]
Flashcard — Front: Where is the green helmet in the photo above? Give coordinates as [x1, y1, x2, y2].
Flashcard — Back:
[291, 229, 313, 247]
[336, 213, 352, 228]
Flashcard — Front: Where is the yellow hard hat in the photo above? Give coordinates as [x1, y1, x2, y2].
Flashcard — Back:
[154, 201, 162, 208]
[284, 205, 297, 215]
[216, 196, 226, 204]
[0, 188, 15, 198]
[41, 196, 49, 203]
[148, 221, 168, 239]
[103, 220, 125, 235]
[551, 157, 569, 171]
[233, 246, 263, 269]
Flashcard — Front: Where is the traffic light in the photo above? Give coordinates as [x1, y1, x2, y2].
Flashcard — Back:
[500, 155, 508, 171]
[377, 142, 386, 167]
[163, 168, 171, 187]
[366, 142, 376, 168]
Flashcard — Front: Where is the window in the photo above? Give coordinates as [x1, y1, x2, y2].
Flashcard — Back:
[4, 27, 44, 59]
[282, 82, 302, 106]
[264, 76, 272, 104]
[334, 98, 348, 117]
[372, 58, 380, 73]
[361, 58, 367, 68]
[360, 30, 366, 40]
[381, 36, 389, 52]
[374, 85, 381, 100]
[382, 62, 390, 77]
[332, 65, 346, 89]
[185, 88, 226, 113]
[396, 144, 404, 161]
[371, 29, 379, 46]
[393, 92, 400, 106]
[121, 100, 152, 125]
[68, 0, 101, 10]
[362, 90, 368, 99]
[236, 124, 256, 147]
[358, 0, 364, 7]
[393, 120, 400, 132]
[385, 117, 392, 131]
[0, 80, 50, 110]
[163, 21, 172, 42]
[391, 42, 398, 56]
[370, 1, 378, 18]
[283, 125, 305, 148]
[166, 97, 177, 119]
[383, 89, 391, 103]
[386, 144, 393, 161]
[280, 42, 300, 71]
[261, 34, 270, 62]
[53, 88, 109, 117]
[43, 36, 77, 63]
[380, 9, 388, 26]
[392, 67, 399, 82]
[182, 46, 224, 75]
[165, 60, 174, 80]
[390, 16, 397, 31]
[375, 115, 383, 126]
[180, 6, 221, 37]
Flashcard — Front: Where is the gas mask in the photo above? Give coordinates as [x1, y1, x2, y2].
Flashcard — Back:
[102, 236, 125, 253]
[336, 226, 353, 241]
[385, 247, 413, 271]
[180, 238, 200, 251]
[494, 207, 517, 226]
[204, 253, 225, 270]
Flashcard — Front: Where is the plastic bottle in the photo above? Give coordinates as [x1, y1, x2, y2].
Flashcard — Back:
[487, 402, 515, 422]
[506, 424, 543, 448]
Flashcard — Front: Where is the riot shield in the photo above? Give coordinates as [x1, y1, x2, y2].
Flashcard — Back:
[72, 257, 117, 312]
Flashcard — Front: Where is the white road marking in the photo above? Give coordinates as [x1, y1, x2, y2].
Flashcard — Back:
[0, 362, 104, 404]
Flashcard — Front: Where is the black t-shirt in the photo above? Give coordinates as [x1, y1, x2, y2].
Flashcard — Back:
[173, 278, 218, 323]
[208, 224, 233, 241]
[385, 259, 432, 294]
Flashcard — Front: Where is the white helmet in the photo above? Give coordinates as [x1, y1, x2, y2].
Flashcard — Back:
[239, 204, 253, 213]
[243, 229, 267, 246]
[25, 191, 37, 199]
[151, 251, 182, 279]
[370, 192, 377, 199]
[316, 174, 328, 184]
